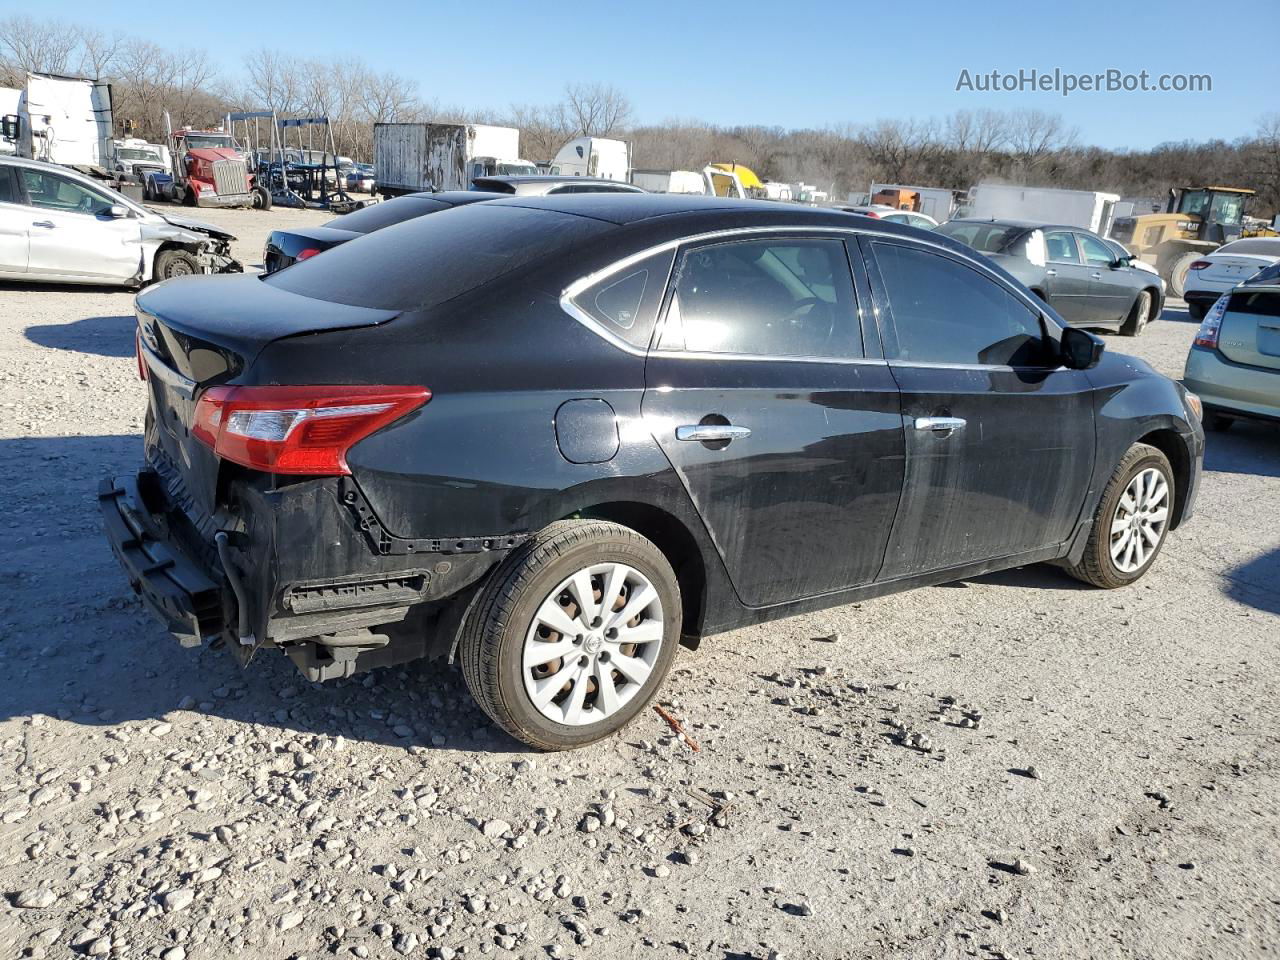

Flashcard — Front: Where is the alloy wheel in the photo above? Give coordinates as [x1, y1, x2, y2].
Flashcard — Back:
[521, 562, 664, 727]
[1109, 467, 1169, 573]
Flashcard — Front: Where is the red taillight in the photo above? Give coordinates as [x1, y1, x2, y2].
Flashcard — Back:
[192, 385, 430, 475]
[1193, 294, 1229, 349]
[135, 330, 148, 381]
[296, 248, 321, 261]
[1188, 260, 1212, 271]
[863, 210, 881, 218]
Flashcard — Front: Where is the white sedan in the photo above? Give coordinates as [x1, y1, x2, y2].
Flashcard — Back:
[1182, 236, 1280, 320]
[0, 155, 241, 286]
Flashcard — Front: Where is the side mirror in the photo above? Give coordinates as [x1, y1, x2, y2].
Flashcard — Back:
[107, 204, 129, 219]
[1110, 256, 1132, 270]
[1061, 326, 1105, 370]
[0, 114, 20, 141]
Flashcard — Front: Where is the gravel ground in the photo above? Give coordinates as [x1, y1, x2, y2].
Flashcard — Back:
[1, 205, 1277, 960]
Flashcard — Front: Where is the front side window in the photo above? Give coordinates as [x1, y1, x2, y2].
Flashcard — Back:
[21, 169, 114, 216]
[567, 249, 675, 349]
[872, 242, 1051, 367]
[0, 167, 17, 205]
[1044, 231, 1081, 263]
[1078, 234, 1115, 266]
[660, 238, 858, 359]
[1208, 192, 1245, 225]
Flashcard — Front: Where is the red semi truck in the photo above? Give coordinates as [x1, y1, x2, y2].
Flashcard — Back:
[143, 115, 271, 209]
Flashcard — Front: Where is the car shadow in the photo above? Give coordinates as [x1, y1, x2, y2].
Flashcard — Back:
[24, 313, 136, 358]
[1223, 546, 1280, 617]
[1159, 304, 1197, 324]
[942, 564, 1091, 592]
[1204, 420, 1280, 478]
[0, 433, 525, 754]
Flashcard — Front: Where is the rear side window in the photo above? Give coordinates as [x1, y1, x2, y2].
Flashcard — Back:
[1045, 231, 1080, 263]
[567, 249, 674, 349]
[325, 196, 448, 234]
[871, 242, 1050, 367]
[659, 238, 859, 359]
[266, 204, 614, 310]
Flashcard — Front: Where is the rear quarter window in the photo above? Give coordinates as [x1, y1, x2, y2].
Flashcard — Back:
[266, 204, 614, 310]
[565, 249, 675, 349]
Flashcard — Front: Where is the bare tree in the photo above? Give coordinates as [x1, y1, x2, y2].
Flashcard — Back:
[1006, 109, 1078, 176]
[75, 26, 120, 80]
[0, 15, 80, 83]
[561, 82, 631, 138]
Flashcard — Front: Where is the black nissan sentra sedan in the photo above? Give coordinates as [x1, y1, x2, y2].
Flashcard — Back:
[261, 190, 504, 273]
[102, 194, 1205, 750]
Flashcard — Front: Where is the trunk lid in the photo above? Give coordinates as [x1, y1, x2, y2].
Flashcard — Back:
[136, 274, 401, 516]
[1219, 287, 1280, 372]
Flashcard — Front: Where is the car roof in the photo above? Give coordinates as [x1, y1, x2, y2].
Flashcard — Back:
[480, 193, 888, 227]
[405, 190, 507, 207]
[944, 217, 1093, 233]
[475, 175, 637, 186]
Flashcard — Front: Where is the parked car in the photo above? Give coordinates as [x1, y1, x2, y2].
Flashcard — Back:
[839, 204, 939, 229]
[262, 191, 503, 274]
[1101, 235, 1164, 285]
[1183, 260, 1280, 430]
[345, 163, 376, 193]
[1180, 237, 1280, 320]
[937, 218, 1163, 336]
[0, 155, 240, 285]
[471, 175, 645, 196]
[102, 195, 1203, 750]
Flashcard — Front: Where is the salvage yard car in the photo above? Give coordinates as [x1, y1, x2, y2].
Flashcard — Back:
[0, 155, 240, 284]
[1183, 260, 1280, 430]
[263, 191, 503, 274]
[100, 194, 1204, 750]
[1180, 237, 1280, 320]
[937, 218, 1163, 336]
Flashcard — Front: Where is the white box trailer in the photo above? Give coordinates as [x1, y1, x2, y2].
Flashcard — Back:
[549, 136, 631, 181]
[870, 182, 957, 221]
[966, 183, 1121, 235]
[13, 72, 114, 168]
[374, 122, 530, 196]
[631, 169, 707, 194]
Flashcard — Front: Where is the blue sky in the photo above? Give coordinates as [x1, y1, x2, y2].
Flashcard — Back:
[31, 0, 1274, 148]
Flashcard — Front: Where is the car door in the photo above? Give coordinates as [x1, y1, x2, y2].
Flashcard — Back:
[860, 237, 1097, 579]
[641, 234, 905, 607]
[1078, 232, 1133, 327]
[0, 165, 29, 275]
[1042, 230, 1094, 325]
[18, 167, 142, 282]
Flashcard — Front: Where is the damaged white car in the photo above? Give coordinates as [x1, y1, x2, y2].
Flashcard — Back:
[0, 155, 241, 286]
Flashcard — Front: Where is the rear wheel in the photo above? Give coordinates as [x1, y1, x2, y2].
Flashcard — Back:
[1121, 290, 1152, 336]
[1186, 302, 1206, 322]
[1065, 443, 1174, 589]
[459, 520, 681, 750]
[252, 184, 272, 211]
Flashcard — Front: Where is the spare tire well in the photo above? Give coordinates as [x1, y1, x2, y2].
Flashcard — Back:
[567, 502, 706, 640]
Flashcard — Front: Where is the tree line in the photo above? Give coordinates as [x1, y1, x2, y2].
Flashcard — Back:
[3, 15, 1277, 216]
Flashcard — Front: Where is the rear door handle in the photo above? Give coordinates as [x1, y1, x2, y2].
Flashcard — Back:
[32, 220, 55, 228]
[675, 424, 751, 442]
[914, 416, 966, 436]
[1090, 271, 1102, 279]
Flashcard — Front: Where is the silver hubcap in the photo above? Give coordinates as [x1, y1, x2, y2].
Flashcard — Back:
[522, 562, 664, 727]
[1110, 467, 1169, 573]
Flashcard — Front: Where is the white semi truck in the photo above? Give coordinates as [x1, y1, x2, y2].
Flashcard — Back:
[1, 72, 115, 169]
[549, 136, 631, 181]
[373, 123, 535, 197]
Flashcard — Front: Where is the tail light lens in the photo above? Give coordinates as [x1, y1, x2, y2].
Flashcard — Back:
[192, 385, 430, 475]
[1193, 294, 1230, 349]
[1188, 260, 1212, 270]
[296, 248, 322, 261]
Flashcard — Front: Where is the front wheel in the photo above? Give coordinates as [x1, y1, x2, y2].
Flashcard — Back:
[252, 184, 272, 211]
[459, 520, 681, 750]
[1121, 290, 1152, 336]
[1065, 443, 1174, 588]
[154, 248, 201, 281]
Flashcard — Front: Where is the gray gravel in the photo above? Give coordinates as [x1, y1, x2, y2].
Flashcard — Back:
[1, 205, 1278, 959]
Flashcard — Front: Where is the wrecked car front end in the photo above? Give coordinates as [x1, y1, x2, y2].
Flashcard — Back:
[142, 215, 243, 277]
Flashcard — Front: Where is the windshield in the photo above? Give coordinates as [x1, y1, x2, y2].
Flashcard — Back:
[936, 221, 1023, 254]
[184, 135, 235, 151]
[1218, 238, 1280, 256]
[1208, 192, 1247, 226]
[500, 162, 538, 176]
[118, 148, 161, 161]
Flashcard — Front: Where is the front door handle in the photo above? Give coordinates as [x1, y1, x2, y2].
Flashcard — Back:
[675, 424, 751, 442]
[914, 416, 966, 436]
[32, 220, 55, 229]
[1090, 271, 1102, 280]
[1045, 268, 1057, 277]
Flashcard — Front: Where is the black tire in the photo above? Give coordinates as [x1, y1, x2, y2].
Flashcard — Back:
[1186, 302, 1206, 322]
[1064, 443, 1174, 589]
[458, 520, 682, 751]
[154, 248, 201, 281]
[252, 184, 272, 211]
[1204, 411, 1234, 432]
[1120, 290, 1152, 337]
